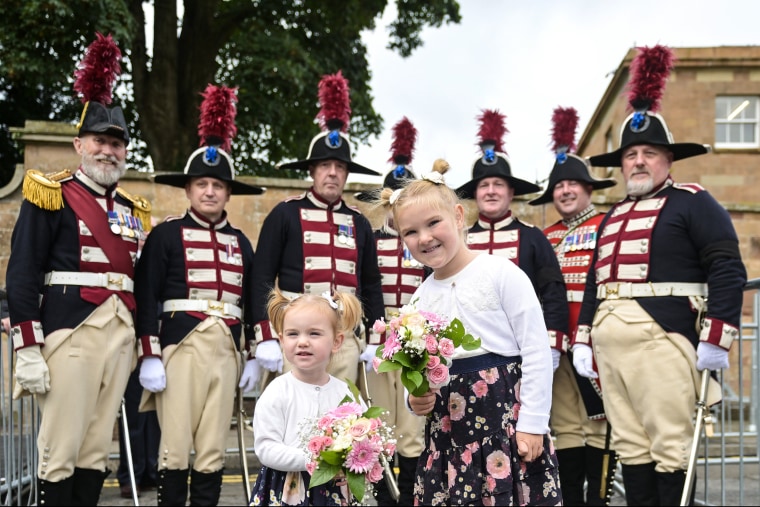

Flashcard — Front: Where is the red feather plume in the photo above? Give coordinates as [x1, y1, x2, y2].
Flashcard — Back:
[198, 84, 238, 153]
[73, 32, 122, 105]
[626, 44, 675, 113]
[476, 109, 508, 153]
[316, 70, 351, 132]
[388, 117, 418, 165]
[551, 107, 579, 154]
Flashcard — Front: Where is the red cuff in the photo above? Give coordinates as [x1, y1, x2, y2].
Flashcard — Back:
[138, 335, 161, 360]
[699, 317, 738, 351]
[571, 325, 592, 347]
[548, 330, 569, 353]
[253, 320, 276, 343]
[11, 320, 45, 350]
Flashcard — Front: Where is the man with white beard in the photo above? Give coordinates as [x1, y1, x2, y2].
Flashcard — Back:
[5, 33, 151, 506]
[571, 45, 746, 506]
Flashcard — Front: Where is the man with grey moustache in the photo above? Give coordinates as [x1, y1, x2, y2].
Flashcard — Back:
[5, 33, 151, 506]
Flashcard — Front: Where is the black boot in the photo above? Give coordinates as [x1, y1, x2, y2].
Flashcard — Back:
[556, 447, 587, 506]
[621, 462, 658, 506]
[158, 468, 189, 506]
[396, 455, 419, 506]
[585, 446, 618, 506]
[71, 467, 109, 506]
[189, 468, 224, 506]
[657, 470, 691, 506]
[37, 475, 74, 506]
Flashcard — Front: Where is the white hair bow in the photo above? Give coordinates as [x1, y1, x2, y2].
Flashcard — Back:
[321, 291, 340, 310]
[422, 171, 445, 185]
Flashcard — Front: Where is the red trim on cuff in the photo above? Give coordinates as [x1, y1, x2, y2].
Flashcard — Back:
[572, 325, 592, 347]
[548, 330, 569, 352]
[699, 317, 738, 351]
[254, 320, 275, 343]
[138, 335, 161, 360]
[11, 320, 45, 350]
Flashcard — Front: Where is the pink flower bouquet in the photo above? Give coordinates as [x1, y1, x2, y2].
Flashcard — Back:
[301, 382, 396, 502]
[372, 301, 481, 396]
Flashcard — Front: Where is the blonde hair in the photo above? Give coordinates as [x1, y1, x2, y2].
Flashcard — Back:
[266, 288, 363, 336]
[377, 159, 463, 231]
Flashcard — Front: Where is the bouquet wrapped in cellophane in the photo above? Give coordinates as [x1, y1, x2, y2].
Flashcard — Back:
[372, 301, 481, 396]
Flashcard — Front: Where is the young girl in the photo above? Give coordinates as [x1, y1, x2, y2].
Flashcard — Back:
[249, 289, 363, 506]
[379, 160, 562, 506]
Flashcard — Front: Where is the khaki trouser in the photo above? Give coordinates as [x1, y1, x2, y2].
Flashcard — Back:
[591, 299, 718, 473]
[550, 354, 607, 450]
[152, 317, 241, 472]
[360, 368, 425, 458]
[36, 295, 135, 481]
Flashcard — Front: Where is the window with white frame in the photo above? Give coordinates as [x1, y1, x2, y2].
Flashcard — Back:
[715, 96, 759, 148]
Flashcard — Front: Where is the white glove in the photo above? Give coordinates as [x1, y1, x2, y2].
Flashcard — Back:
[359, 344, 380, 371]
[15, 345, 51, 394]
[696, 342, 730, 371]
[255, 340, 283, 373]
[551, 349, 561, 372]
[239, 359, 261, 392]
[139, 357, 166, 393]
[572, 344, 598, 379]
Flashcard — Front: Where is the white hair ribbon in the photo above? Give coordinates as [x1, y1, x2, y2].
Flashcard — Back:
[422, 171, 445, 185]
[389, 188, 403, 206]
[321, 291, 339, 310]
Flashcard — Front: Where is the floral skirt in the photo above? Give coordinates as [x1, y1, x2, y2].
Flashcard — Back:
[249, 466, 349, 506]
[414, 357, 563, 506]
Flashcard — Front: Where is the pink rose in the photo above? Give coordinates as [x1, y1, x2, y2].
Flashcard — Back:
[372, 319, 387, 334]
[306, 461, 317, 474]
[427, 355, 441, 369]
[349, 419, 372, 438]
[367, 461, 384, 483]
[372, 356, 382, 373]
[438, 338, 455, 358]
[425, 334, 439, 354]
[427, 364, 449, 388]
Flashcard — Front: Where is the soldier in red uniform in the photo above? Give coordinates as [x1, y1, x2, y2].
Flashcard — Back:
[134, 85, 264, 506]
[456, 110, 569, 370]
[354, 117, 428, 506]
[6, 33, 152, 506]
[529, 107, 618, 505]
[573, 45, 747, 505]
[251, 71, 384, 387]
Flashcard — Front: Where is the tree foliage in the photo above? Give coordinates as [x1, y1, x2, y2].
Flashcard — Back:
[0, 0, 460, 183]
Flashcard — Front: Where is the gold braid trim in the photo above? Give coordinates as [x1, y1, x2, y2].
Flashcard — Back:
[21, 169, 73, 211]
[116, 187, 153, 232]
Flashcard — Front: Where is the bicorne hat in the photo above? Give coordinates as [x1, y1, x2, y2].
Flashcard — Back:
[74, 33, 130, 145]
[279, 71, 379, 176]
[355, 117, 418, 202]
[456, 109, 540, 200]
[153, 85, 264, 195]
[530, 107, 616, 205]
[589, 45, 710, 168]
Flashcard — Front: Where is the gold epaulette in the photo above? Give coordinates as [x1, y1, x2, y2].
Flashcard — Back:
[22, 169, 73, 211]
[116, 187, 153, 232]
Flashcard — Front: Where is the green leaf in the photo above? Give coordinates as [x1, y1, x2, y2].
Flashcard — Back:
[377, 360, 403, 373]
[309, 462, 342, 488]
[461, 334, 482, 351]
[363, 406, 385, 418]
[401, 370, 430, 396]
[347, 471, 366, 502]
[345, 378, 361, 404]
[446, 318, 466, 343]
[392, 349, 416, 368]
[319, 450, 344, 466]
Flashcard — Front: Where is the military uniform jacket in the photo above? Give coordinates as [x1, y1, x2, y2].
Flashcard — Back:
[7, 170, 141, 350]
[575, 178, 747, 349]
[251, 189, 384, 344]
[467, 212, 569, 349]
[544, 206, 606, 419]
[370, 225, 430, 345]
[134, 209, 255, 359]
